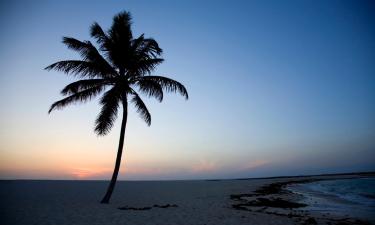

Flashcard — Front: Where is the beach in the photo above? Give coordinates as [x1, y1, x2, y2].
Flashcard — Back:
[1, 173, 374, 225]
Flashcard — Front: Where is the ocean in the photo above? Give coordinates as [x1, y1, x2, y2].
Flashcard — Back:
[288, 178, 375, 221]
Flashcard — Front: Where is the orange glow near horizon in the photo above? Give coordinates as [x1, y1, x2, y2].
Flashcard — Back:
[1, 150, 272, 180]
[242, 159, 268, 170]
[70, 167, 112, 179]
[191, 159, 217, 173]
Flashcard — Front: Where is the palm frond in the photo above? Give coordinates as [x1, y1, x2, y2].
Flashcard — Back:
[45, 60, 114, 78]
[90, 22, 109, 50]
[61, 37, 116, 77]
[134, 79, 163, 102]
[48, 85, 105, 113]
[61, 79, 110, 96]
[131, 92, 151, 126]
[138, 58, 164, 73]
[127, 58, 164, 77]
[126, 35, 163, 76]
[62, 37, 94, 59]
[131, 34, 145, 51]
[140, 76, 188, 99]
[109, 11, 133, 42]
[135, 37, 162, 57]
[94, 86, 122, 135]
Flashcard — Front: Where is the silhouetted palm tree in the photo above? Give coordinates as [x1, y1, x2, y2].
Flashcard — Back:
[46, 11, 188, 204]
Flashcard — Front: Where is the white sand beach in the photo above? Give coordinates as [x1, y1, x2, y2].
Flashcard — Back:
[1, 173, 374, 225]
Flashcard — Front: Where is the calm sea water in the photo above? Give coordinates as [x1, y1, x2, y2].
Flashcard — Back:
[288, 178, 375, 221]
[306, 178, 375, 206]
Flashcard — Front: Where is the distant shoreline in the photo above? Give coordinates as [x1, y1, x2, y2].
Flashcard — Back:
[232, 171, 375, 181]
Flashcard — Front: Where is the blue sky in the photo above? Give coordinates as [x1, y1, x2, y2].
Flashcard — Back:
[0, 0, 374, 180]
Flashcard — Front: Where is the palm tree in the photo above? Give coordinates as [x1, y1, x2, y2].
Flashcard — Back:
[45, 11, 188, 204]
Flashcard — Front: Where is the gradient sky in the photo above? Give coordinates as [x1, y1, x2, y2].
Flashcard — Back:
[0, 0, 374, 180]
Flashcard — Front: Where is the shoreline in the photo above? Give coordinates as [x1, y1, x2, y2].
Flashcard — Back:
[287, 177, 375, 224]
[229, 173, 374, 225]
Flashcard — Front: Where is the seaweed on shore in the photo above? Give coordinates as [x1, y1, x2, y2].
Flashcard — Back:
[232, 197, 306, 211]
[230, 193, 258, 200]
[248, 197, 306, 208]
[118, 204, 178, 211]
[231, 179, 314, 211]
[230, 178, 319, 202]
[153, 204, 178, 208]
[254, 178, 319, 195]
[118, 206, 152, 210]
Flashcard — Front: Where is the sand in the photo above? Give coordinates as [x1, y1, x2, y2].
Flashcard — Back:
[0, 173, 373, 225]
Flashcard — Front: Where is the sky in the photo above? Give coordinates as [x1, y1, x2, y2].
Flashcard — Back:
[0, 0, 374, 180]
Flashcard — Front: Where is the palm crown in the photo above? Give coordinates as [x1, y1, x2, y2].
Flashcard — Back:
[46, 11, 188, 203]
[46, 11, 188, 135]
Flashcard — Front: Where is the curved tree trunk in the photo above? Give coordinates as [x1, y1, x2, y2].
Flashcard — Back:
[100, 99, 128, 204]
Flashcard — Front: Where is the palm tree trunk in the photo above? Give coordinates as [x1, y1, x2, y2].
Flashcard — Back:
[100, 99, 128, 204]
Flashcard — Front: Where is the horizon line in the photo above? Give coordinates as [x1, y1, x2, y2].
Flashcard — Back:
[1, 171, 374, 182]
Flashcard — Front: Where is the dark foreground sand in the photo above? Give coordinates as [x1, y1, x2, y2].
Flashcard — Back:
[0, 173, 373, 225]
